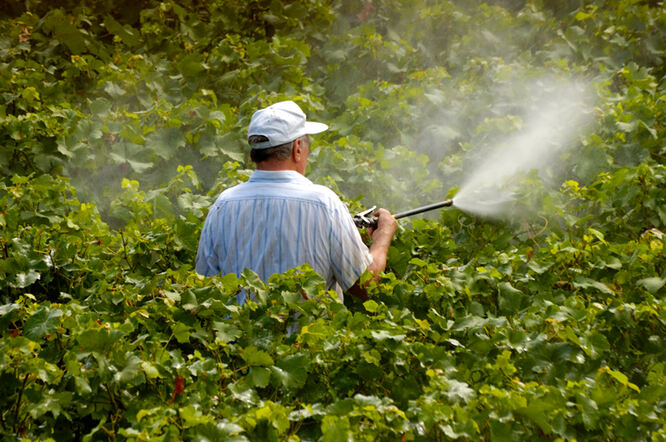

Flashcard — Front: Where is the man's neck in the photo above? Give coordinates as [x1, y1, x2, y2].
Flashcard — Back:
[257, 160, 304, 175]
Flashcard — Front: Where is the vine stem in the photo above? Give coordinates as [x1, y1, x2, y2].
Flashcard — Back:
[118, 230, 134, 272]
[13, 374, 29, 433]
[104, 383, 119, 411]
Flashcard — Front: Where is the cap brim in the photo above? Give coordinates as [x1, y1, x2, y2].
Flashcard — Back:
[304, 122, 328, 135]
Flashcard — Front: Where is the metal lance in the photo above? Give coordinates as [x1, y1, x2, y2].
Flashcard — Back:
[353, 199, 454, 229]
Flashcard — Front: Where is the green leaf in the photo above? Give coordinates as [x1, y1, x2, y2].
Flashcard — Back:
[141, 361, 161, 379]
[617, 120, 637, 132]
[75, 376, 92, 394]
[496, 350, 517, 375]
[12, 270, 41, 288]
[24, 306, 63, 341]
[574, 277, 614, 295]
[148, 192, 174, 219]
[77, 329, 114, 352]
[274, 353, 310, 388]
[362, 349, 381, 365]
[217, 133, 246, 162]
[445, 379, 475, 403]
[30, 391, 72, 420]
[321, 415, 351, 442]
[575, 11, 592, 21]
[242, 346, 273, 367]
[181, 290, 199, 311]
[0, 303, 21, 328]
[31, 357, 62, 383]
[248, 367, 271, 388]
[241, 269, 267, 302]
[363, 300, 379, 313]
[213, 322, 242, 343]
[89, 98, 111, 115]
[370, 330, 405, 341]
[563, 325, 583, 347]
[178, 54, 207, 77]
[527, 260, 553, 274]
[179, 404, 214, 428]
[172, 322, 191, 343]
[145, 129, 185, 160]
[229, 381, 259, 405]
[579, 395, 600, 429]
[409, 257, 428, 267]
[177, 193, 210, 217]
[103, 81, 126, 98]
[0, 303, 20, 316]
[603, 367, 640, 392]
[42, 10, 87, 53]
[593, 256, 622, 270]
[581, 332, 610, 359]
[114, 354, 143, 385]
[126, 159, 154, 173]
[498, 282, 524, 314]
[637, 277, 665, 294]
[188, 422, 246, 440]
[104, 15, 141, 47]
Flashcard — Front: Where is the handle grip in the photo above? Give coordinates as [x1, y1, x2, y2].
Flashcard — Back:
[353, 206, 378, 229]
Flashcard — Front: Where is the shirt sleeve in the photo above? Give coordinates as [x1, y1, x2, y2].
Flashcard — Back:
[195, 211, 220, 276]
[327, 200, 373, 291]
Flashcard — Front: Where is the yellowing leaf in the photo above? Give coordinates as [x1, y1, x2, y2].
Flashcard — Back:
[363, 300, 379, 313]
[141, 361, 161, 379]
[575, 11, 592, 20]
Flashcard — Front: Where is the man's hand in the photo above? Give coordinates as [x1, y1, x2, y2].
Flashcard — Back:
[368, 208, 398, 241]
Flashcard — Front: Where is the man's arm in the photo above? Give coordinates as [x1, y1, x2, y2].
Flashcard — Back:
[348, 208, 398, 299]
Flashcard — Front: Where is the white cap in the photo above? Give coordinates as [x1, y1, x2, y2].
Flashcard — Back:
[248, 100, 328, 149]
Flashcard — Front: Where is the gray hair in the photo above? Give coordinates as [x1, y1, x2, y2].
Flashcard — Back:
[249, 135, 306, 163]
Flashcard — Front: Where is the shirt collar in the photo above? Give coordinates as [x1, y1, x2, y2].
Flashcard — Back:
[248, 169, 313, 185]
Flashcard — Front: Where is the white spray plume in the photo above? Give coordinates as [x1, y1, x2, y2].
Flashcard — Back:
[453, 78, 594, 218]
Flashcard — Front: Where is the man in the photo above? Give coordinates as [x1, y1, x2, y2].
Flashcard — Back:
[195, 100, 397, 303]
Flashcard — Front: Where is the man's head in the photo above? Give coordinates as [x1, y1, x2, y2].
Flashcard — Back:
[247, 101, 327, 169]
[248, 135, 311, 175]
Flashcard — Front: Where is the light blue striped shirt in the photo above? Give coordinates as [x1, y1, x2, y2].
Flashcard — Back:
[196, 170, 373, 303]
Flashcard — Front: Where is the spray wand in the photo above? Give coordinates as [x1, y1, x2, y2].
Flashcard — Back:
[353, 199, 454, 229]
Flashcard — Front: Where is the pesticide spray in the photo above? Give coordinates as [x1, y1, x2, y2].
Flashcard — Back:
[453, 80, 593, 218]
[355, 79, 593, 227]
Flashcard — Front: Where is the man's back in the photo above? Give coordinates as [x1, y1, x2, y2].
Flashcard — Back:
[195, 170, 372, 302]
[196, 100, 396, 303]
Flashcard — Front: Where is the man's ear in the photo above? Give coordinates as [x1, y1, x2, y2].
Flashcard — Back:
[292, 138, 302, 162]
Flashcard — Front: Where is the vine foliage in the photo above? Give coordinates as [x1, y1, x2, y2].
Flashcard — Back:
[0, 0, 664, 440]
